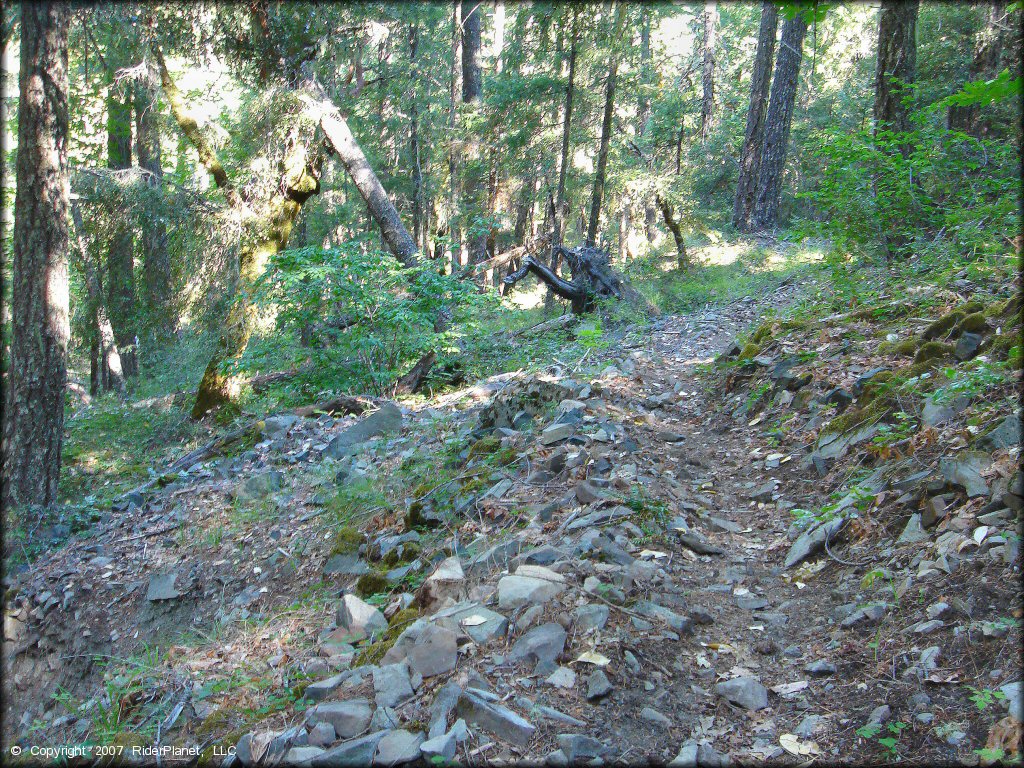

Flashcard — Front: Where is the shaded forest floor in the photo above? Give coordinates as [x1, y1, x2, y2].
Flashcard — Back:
[3, 239, 1022, 766]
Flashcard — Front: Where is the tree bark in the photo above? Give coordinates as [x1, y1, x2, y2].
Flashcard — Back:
[106, 75, 138, 376]
[638, 4, 657, 242]
[699, 0, 718, 143]
[554, 6, 578, 248]
[72, 199, 124, 395]
[154, 46, 322, 418]
[316, 101, 418, 267]
[586, 2, 625, 247]
[874, 0, 918, 144]
[751, 10, 808, 231]
[733, 1, 778, 231]
[461, 0, 488, 266]
[409, 21, 425, 249]
[135, 60, 171, 318]
[447, 1, 462, 271]
[948, 2, 1014, 136]
[2, 1, 70, 509]
[657, 195, 689, 270]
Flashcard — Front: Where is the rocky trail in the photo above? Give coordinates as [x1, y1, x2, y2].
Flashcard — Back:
[5, 275, 1022, 767]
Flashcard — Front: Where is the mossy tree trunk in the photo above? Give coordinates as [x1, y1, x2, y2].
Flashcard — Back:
[153, 45, 321, 418]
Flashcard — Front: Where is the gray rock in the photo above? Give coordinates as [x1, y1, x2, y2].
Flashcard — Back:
[715, 677, 769, 710]
[407, 624, 458, 678]
[307, 700, 372, 739]
[534, 705, 586, 727]
[677, 532, 724, 556]
[735, 594, 769, 611]
[784, 517, 847, 569]
[669, 743, 699, 768]
[337, 594, 388, 641]
[540, 422, 575, 445]
[146, 571, 180, 601]
[304, 674, 347, 702]
[708, 516, 743, 534]
[1000, 681, 1022, 721]
[575, 480, 608, 505]
[427, 682, 462, 739]
[586, 670, 613, 700]
[308, 722, 336, 748]
[939, 453, 990, 497]
[234, 470, 284, 501]
[366, 707, 397, 733]
[566, 505, 634, 530]
[853, 367, 890, 395]
[324, 555, 370, 576]
[794, 715, 821, 738]
[668, 742, 728, 768]
[748, 480, 777, 503]
[574, 604, 610, 632]
[433, 601, 508, 644]
[866, 705, 890, 727]
[324, 403, 403, 459]
[282, 746, 325, 766]
[908, 619, 944, 634]
[373, 730, 423, 766]
[264, 414, 299, 437]
[419, 731, 457, 762]
[804, 660, 836, 676]
[466, 539, 523, 575]
[954, 332, 983, 361]
[518, 544, 567, 567]
[374, 663, 414, 708]
[509, 623, 567, 669]
[921, 495, 950, 528]
[455, 689, 536, 747]
[557, 734, 604, 762]
[545, 667, 576, 689]
[640, 707, 672, 728]
[978, 415, 1022, 451]
[634, 600, 692, 633]
[311, 732, 386, 767]
[497, 565, 567, 609]
[814, 424, 879, 461]
[897, 514, 929, 544]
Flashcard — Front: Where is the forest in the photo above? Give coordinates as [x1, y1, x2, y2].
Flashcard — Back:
[1, 1, 1022, 765]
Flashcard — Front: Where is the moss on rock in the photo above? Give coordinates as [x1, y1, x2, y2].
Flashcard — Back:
[737, 342, 762, 361]
[893, 338, 919, 357]
[957, 312, 989, 334]
[914, 341, 953, 364]
[382, 542, 422, 567]
[467, 435, 501, 460]
[330, 526, 363, 556]
[355, 571, 389, 598]
[352, 607, 421, 667]
[922, 311, 965, 341]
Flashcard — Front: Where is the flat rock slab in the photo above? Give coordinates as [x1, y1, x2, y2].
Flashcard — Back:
[374, 663, 415, 708]
[407, 624, 458, 678]
[497, 566, 567, 609]
[419, 731, 457, 762]
[586, 670, 613, 700]
[508, 623, 567, 668]
[978, 414, 1021, 451]
[716, 676, 769, 710]
[311, 732, 386, 767]
[146, 572, 180, 601]
[574, 604, 610, 632]
[374, 730, 423, 766]
[337, 594, 388, 640]
[324, 554, 370, 576]
[784, 517, 847, 569]
[567, 505, 634, 531]
[455, 690, 536, 747]
[324, 403, 403, 459]
[939, 453, 990, 497]
[307, 700, 373, 739]
[433, 601, 509, 644]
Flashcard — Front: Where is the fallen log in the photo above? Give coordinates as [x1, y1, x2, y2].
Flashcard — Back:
[467, 233, 551, 277]
[503, 243, 655, 315]
[395, 350, 437, 395]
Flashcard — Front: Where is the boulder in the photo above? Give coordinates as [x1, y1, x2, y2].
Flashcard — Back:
[311, 732, 386, 767]
[715, 676, 769, 711]
[433, 601, 509, 644]
[455, 690, 536, 747]
[784, 517, 847, 569]
[307, 700, 373, 740]
[407, 624, 459, 678]
[374, 730, 423, 766]
[508, 623, 567, 669]
[337, 595, 388, 641]
[324, 403, 403, 459]
[415, 557, 467, 612]
[497, 566, 567, 610]
[373, 663, 415, 708]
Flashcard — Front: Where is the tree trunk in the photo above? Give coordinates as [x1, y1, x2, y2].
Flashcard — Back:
[155, 46, 322, 418]
[874, 0, 918, 144]
[554, 6, 578, 248]
[409, 21, 425, 249]
[732, 1, 778, 231]
[638, 4, 657, 242]
[657, 195, 689, 270]
[106, 76, 138, 376]
[135, 60, 171, 319]
[72, 199, 124, 395]
[948, 2, 1012, 135]
[461, 0, 487, 267]
[586, 2, 625, 247]
[447, 1, 461, 271]
[316, 103, 418, 267]
[699, 0, 718, 143]
[2, 1, 70, 510]
[751, 10, 808, 231]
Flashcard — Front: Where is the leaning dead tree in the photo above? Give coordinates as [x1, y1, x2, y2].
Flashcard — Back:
[503, 243, 654, 315]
